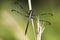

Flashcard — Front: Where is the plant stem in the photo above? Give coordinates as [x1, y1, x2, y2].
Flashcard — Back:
[36, 16, 45, 40]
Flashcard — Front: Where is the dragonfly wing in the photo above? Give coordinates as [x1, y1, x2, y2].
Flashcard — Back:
[40, 20, 51, 25]
[31, 13, 53, 18]
[40, 13, 53, 16]
[11, 9, 28, 17]
[15, 0, 27, 14]
[31, 17, 51, 25]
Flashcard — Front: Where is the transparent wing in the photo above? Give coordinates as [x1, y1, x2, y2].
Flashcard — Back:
[15, 0, 28, 14]
[39, 13, 53, 16]
[39, 20, 51, 25]
[32, 13, 53, 17]
[32, 17, 51, 25]
[11, 0, 29, 17]
[11, 9, 28, 17]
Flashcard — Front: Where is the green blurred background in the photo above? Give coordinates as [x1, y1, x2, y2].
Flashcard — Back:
[0, 0, 60, 40]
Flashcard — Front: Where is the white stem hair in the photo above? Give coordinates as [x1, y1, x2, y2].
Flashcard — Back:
[36, 16, 45, 40]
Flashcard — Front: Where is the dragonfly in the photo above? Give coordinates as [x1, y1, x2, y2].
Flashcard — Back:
[11, 0, 53, 35]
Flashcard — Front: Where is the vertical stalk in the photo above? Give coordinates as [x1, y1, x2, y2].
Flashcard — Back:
[31, 19, 36, 40]
[36, 16, 45, 40]
[28, 0, 32, 10]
